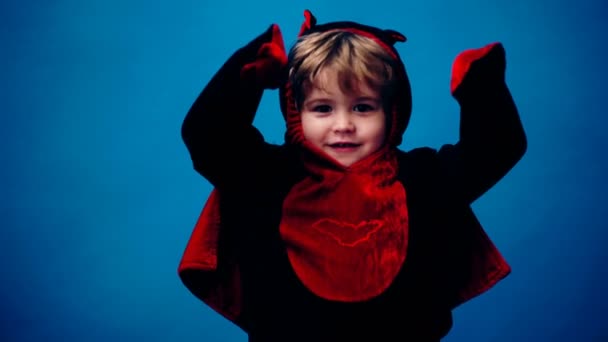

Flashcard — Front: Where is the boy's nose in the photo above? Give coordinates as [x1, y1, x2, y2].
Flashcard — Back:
[333, 112, 355, 132]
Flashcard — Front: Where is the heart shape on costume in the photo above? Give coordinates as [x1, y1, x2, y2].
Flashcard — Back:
[312, 218, 385, 247]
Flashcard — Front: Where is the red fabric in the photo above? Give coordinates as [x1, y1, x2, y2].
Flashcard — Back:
[179, 190, 220, 271]
[450, 42, 501, 94]
[240, 24, 287, 90]
[279, 146, 409, 301]
[384, 29, 407, 44]
[298, 9, 317, 37]
[453, 221, 511, 307]
[178, 190, 243, 323]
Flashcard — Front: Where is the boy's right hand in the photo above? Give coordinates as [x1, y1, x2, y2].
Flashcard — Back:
[240, 24, 288, 90]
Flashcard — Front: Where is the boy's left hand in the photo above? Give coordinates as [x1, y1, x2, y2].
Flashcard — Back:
[450, 42, 506, 101]
[241, 24, 288, 90]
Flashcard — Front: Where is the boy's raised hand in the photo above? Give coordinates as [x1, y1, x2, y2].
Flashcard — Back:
[241, 24, 288, 90]
[450, 42, 506, 101]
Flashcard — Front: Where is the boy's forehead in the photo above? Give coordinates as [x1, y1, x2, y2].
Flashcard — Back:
[305, 68, 379, 96]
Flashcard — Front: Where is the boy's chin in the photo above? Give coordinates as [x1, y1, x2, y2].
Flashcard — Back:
[330, 146, 389, 167]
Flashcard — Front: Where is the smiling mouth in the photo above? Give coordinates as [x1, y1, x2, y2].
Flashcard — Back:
[329, 143, 361, 148]
[328, 143, 361, 153]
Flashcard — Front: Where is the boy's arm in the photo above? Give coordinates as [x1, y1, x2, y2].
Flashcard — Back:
[181, 24, 287, 190]
[441, 43, 527, 204]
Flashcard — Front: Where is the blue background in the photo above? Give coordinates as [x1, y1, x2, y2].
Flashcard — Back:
[2, 0, 606, 341]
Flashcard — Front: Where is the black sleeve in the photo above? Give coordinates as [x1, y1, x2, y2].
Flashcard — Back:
[181, 25, 279, 191]
[438, 44, 527, 204]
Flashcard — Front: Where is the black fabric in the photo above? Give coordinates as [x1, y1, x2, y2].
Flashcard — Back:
[216, 146, 457, 341]
[180, 21, 526, 342]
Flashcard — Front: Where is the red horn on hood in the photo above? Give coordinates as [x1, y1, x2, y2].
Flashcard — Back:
[298, 9, 317, 37]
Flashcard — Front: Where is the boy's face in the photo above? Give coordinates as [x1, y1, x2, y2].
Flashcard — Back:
[300, 68, 387, 167]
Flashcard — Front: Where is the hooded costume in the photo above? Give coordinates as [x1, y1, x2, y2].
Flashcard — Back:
[179, 10, 526, 342]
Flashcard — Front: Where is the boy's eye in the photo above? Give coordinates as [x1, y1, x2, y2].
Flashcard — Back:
[313, 105, 332, 113]
[353, 104, 375, 112]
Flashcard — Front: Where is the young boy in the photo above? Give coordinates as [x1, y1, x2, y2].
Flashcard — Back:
[179, 10, 526, 341]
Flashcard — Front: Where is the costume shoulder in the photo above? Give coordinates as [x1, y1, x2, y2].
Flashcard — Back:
[395, 147, 511, 309]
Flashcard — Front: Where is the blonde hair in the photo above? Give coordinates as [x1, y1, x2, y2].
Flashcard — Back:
[288, 30, 398, 109]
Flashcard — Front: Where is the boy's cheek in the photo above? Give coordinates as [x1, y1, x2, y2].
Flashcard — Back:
[300, 114, 318, 137]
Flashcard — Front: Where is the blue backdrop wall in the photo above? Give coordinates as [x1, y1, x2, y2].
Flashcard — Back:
[2, 0, 606, 341]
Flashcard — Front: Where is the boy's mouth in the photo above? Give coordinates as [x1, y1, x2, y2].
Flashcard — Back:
[329, 142, 360, 147]
[328, 142, 361, 149]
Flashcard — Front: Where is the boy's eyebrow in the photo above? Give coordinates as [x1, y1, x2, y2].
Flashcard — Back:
[303, 98, 333, 107]
[303, 95, 381, 106]
[355, 96, 381, 102]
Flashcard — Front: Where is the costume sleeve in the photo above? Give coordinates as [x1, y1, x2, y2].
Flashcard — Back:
[181, 25, 278, 190]
[440, 43, 527, 204]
